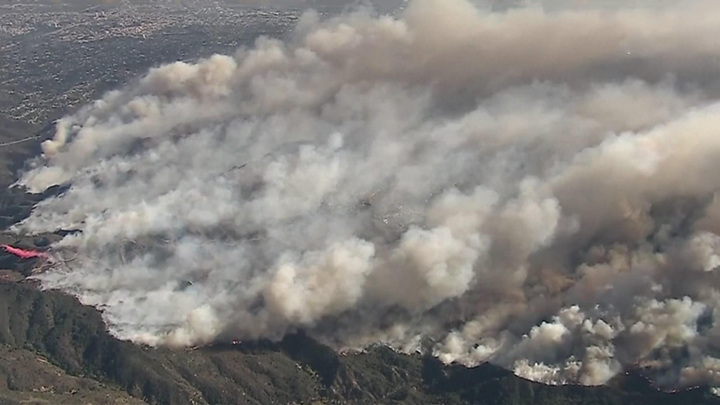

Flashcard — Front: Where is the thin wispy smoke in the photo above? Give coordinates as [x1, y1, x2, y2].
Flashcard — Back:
[16, 0, 720, 389]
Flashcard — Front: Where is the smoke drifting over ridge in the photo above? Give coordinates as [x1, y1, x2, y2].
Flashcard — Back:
[15, 0, 720, 389]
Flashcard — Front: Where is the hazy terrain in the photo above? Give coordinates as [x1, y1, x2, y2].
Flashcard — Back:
[2, 0, 720, 404]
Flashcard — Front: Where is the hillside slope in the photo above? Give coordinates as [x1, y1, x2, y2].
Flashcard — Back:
[0, 281, 715, 404]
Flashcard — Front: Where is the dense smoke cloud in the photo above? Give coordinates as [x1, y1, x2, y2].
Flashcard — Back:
[15, 0, 720, 390]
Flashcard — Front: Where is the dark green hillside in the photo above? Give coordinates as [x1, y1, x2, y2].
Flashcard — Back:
[0, 282, 712, 404]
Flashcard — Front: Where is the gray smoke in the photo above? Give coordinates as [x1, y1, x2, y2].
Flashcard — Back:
[15, 0, 720, 390]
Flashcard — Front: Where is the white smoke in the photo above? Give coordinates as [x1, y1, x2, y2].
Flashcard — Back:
[15, 0, 720, 391]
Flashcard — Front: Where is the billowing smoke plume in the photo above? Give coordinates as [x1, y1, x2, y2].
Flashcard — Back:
[15, 0, 720, 390]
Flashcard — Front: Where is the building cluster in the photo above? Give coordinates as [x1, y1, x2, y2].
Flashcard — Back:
[0, 2, 302, 131]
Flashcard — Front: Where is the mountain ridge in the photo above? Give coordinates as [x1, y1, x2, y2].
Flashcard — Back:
[0, 279, 714, 404]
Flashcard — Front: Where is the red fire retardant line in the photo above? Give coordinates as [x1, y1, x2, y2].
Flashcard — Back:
[0, 244, 49, 259]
